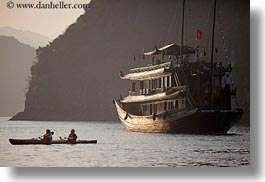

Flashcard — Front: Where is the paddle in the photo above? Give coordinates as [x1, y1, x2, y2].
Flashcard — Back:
[59, 136, 79, 144]
[32, 131, 54, 140]
[31, 136, 42, 140]
[59, 136, 67, 140]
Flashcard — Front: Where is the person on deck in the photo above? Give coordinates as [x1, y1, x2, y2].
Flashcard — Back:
[41, 129, 53, 142]
[223, 73, 232, 109]
[68, 129, 78, 143]
[224, 73, 232, 90]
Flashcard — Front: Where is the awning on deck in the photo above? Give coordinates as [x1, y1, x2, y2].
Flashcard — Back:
[120, 62, 173, 80]
[144, 43, 195, 56]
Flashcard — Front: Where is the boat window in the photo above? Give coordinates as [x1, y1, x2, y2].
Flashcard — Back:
[153, 104, 157, 114]
[132, 82, 136, 92]
[140, 81, 144, 89]
[182, 99, 185, 106]
[149, 80, 151, 90]
[145, 105, 150, 115]
[158, 78, 161, 88]
[168, 102, 173, 110]
[143, 105, 147, 112]
[159, 103, 164, 112]
[164, 102, 167, 111]
[175, 100, 179, 109]
[167, 102, 170, 110]
[167, 76, 170, 87]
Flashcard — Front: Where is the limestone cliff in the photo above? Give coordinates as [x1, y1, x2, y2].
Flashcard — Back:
[0, 36, 35, 116]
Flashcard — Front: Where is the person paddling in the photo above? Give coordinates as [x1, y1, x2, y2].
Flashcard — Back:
[41, 129, 53, 142]
[67, 129, 77, 143]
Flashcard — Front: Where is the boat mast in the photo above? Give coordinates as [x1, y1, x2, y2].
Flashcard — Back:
[180, 0, 186, 61]
[210, 0, 217, 109]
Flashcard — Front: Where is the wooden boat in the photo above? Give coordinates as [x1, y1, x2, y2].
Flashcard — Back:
[9, 139, 97, 145]
[114, 99, 242, 134]
[113, 0, 243, 134]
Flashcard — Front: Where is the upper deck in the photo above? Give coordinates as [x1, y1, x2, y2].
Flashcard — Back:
[144, 43, 195, 56]
[120, 62, 176, 81]
[120, 43, 195, 81]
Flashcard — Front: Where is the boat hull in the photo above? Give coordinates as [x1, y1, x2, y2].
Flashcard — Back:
[9, 139, 97, 145]
[114, 99, 243, 134]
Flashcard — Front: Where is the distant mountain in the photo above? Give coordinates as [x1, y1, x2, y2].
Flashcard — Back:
[10, 0, 249, 125]
[0, 27, 51, 48]
[0, 36, 36, 117]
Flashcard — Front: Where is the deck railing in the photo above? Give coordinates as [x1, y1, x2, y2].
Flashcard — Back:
[129, 86, 186, 96]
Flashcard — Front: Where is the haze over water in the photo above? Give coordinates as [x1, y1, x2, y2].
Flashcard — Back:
[0, 118, 249, 167]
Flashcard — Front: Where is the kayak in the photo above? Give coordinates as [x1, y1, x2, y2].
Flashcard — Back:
[9, 139, 97, 145]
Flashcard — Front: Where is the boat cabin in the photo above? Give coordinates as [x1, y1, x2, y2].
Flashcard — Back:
[122, 97, 187, 116]
[119, 42, 233, 116]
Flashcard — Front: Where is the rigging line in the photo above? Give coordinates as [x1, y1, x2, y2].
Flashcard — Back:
[186, 0, 194, 45]
[177, 74, 181, 87]
[205, 0, 215, 58]
[205, 12, 212, 55]
[185, 0, 194, 46]
[174, 72, 181, 87]
[217, 1, 230, 65]
[180, 66, 195, 107]
[173, 73, 179, 87]
[169, 0, 180, 44]
[159, 0, 180, 46]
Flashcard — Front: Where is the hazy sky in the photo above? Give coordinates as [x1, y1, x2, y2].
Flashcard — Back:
[0, 0, 91, 39]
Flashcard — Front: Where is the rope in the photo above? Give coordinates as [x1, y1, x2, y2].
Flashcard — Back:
[180, 67, 195, 107]
[204, 0, 215, 59]
[174, 72, 181, 87]
[216, 1, 231, 65]
[158, 0, 180, 46]
[185, 0, 194, 45]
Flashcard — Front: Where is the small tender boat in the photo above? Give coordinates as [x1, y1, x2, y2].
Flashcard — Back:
[9, 139, 97, 145]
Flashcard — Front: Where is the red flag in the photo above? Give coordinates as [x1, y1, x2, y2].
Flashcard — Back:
[197, 29, 202, 39]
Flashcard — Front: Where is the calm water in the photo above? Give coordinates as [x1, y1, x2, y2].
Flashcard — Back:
[0, 117, 250, 167]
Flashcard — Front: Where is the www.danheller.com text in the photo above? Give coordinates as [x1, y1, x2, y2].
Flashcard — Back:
[6, 1, 90, 10]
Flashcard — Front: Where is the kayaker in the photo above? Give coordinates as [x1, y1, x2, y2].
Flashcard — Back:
[41, 129, 53, 142]
[67, 129, 77, 143]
